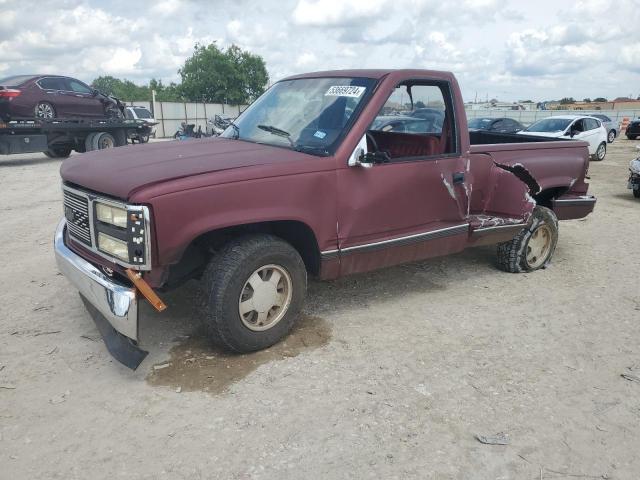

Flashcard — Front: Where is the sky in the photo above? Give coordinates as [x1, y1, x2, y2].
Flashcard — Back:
[1, 0, 639, 102]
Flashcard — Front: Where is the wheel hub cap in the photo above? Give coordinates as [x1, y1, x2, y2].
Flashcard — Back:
[526, 225, 552, 268]
[239, 264, 292, 331]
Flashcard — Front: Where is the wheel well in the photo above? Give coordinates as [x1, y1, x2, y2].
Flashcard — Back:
[533, 186, 568, 208]
[171, 221, 321, 285]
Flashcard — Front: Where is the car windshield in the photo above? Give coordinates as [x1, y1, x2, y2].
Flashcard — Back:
[525, 118, 573, 132]
[0, 75, 36, 87]
[133, 108, 152, 119]
[468, 118, 493, 129]
[221, 77, 376, 155]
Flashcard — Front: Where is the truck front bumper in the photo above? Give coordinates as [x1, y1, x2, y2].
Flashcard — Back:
[54, 218, 148, 369]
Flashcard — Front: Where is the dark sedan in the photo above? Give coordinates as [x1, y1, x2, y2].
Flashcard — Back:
[627, 118, 640, 140]
[370, 115, 434, 133]
[0, 75, 124, 121]
[468, 117, 524, 133]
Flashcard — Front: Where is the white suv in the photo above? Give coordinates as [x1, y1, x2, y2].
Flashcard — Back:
[519, 115, 608, 160]
[124, 106, 156, 142]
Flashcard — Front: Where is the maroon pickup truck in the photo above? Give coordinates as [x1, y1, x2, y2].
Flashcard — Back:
[54, 69, 596, 369]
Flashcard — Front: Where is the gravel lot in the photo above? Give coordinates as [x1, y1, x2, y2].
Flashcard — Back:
[1, 138, 639, 479]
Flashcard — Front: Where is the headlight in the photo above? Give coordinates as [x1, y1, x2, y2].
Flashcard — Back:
[96, 203, 127, 228]
[630, 159, 640, 175]
[93, 201, 150, 268]
[97, 232, 129, 261]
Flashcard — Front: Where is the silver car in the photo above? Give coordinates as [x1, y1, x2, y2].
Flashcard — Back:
[591, 114, 618, 143]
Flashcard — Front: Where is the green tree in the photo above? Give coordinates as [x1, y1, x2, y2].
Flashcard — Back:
[91, 76, 150, 101]
[593, 97, 607, 102]
[559, 97, 575, 105]
[583, 98, 591, 103]
[179, 43, 268, 104]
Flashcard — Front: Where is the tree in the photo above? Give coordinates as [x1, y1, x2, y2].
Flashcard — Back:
[179, 43, 268, 104]
[559, 97, 575, 105]
[583, 98, 591, 103]
[415, 100, 426, 108]
[91, 76, 150, 101]
[594, 97, 607, 102]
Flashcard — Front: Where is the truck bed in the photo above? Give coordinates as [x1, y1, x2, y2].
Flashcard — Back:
[469, 130, 565, 145]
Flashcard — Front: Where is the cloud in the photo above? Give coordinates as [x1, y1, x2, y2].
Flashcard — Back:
[292, 0, 389, 27]
[0, 0, 637, 102]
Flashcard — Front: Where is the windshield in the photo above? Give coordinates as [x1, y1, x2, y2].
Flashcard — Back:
[221, 77, 376, 155]
[525, 118, 573, 132]
[0, 75, 36, 87]
[468, 118, 493, 129]
[132, 107, 152, 119]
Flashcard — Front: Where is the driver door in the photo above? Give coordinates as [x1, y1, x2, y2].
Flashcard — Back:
[336, 81, 469, 276]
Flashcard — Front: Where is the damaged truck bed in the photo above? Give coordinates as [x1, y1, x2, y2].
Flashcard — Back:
[54, 69, 596, 368]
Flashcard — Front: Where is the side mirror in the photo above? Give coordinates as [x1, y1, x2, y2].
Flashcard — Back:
[91, 89, 99, 97]
[348, 147, 373, 168]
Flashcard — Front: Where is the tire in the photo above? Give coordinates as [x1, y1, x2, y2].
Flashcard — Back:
[595, 142, 606, 161]
[43, 146, 72, 158]
[199, 234, 307, 353]
[91, 132, 115, 150]
[34, 102, 55, 119]
[139, 134, 149, 143]
[607, 130, 616, 143]
[633, 188, 640, 199]
[496, 206, 559, 273]
[628, 135, 638, 140]
[84, 132, 97, 151]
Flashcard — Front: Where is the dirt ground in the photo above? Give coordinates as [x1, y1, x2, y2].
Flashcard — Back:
[1, 137, 639, 480]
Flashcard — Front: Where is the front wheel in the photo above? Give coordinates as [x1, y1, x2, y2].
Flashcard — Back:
[496, 206, 559, 273]
[35, 102, 55, 119]
[199, 234, 307, 353]
[595, 142, 606, 161]
[43, 146, 71, 158]
[633, 188, 640, 199]
[607, 130, 616, 143]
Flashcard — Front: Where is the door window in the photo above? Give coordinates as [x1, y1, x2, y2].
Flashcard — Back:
[584, 118, 599, 130]
[67, 79, 92, 94]
[368, 81, 456, 160]
[572, 119, 586, 132]
[38, 77, 65, 90]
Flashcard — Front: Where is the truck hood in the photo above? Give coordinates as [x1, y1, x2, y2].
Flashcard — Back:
[60, 137, 309, 200]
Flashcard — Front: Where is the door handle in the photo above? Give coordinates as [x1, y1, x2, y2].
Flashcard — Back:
[452, 172, 465, 184]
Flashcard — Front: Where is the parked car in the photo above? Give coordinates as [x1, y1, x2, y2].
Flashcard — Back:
[206, 114, 234, 136]
[626, 117, 640, 140]
[408, 107, 444, 132]
[55, 69, 595, 369]
[0, 75, 124, 121]
[591, 114, 618, 143]
[468, 117, 524, 133]
[628, 145, 640, 198]
[371, 115, 432, 133]
[124, 105, 156, 142]
[519, 115, 608, 160]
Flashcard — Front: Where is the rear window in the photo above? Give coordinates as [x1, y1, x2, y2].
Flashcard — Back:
[0, 75, 36, 87]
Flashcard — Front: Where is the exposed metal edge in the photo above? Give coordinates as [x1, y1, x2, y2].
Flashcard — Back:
[332, 224, 469, 257]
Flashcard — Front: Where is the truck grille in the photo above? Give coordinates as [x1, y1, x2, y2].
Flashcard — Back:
[63, 189, 92, 246]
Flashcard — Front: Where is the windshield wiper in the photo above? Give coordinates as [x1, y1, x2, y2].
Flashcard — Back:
[257, 124, 294, 147]
[294, 145, 330, 156]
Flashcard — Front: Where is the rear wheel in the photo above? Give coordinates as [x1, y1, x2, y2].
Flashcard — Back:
[35, 102, 55, 119]
[595, 142, 606, 161]
[91, 132, 115, 150]
[199, 234, 307, 353]
[496, 206, 559, 273]
[634, 188, 640, 199]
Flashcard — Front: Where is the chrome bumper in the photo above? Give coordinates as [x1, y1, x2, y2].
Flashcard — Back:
[55, 218, 139, 340]
[55, 219, 148, 369]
